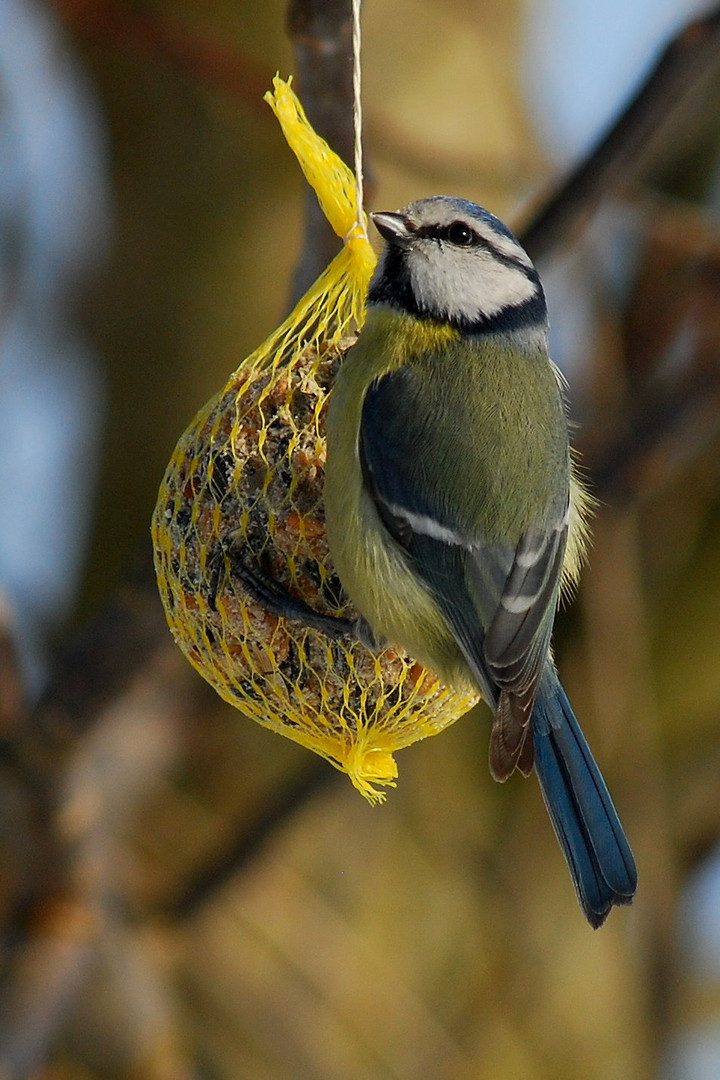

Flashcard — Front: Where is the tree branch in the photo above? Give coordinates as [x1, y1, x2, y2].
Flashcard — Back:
[519, 5, 720, 260]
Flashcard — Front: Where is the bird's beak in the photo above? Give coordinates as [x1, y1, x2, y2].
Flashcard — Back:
[370, 211, 414, 245]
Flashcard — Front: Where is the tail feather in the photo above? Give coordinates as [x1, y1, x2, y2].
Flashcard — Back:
[533, 672, 637, 928]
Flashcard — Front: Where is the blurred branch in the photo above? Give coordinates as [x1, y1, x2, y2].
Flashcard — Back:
[168, 762, 336, 920]
[0, 902, 96, 1079]
[519, 4, 720, 260]
[585, 197, 720, 503]
[28, 559, 168, 759]
[588, 368, 720, 503]
[286, 0, 370, 298]
[0, 565, 197, 1078]
[0, 595, 25, 740]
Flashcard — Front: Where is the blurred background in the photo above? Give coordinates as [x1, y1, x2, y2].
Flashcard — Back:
[1, 0, 720, 1077]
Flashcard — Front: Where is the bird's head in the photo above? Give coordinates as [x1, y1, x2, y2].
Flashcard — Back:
[368, 196, 547, 335]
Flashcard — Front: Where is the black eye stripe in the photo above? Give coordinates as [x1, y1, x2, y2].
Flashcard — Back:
[414, 221, 536, 279]
[415, 221, 480, 246]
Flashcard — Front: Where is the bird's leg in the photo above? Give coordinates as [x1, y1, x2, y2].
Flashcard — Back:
[353, 615, 386, 651]
[227, 544, 357, 641]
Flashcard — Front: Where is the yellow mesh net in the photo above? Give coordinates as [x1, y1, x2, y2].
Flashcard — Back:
[151, 77, 479, 803]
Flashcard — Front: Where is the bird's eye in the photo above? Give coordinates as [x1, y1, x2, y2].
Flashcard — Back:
[445, 222, 476, 247]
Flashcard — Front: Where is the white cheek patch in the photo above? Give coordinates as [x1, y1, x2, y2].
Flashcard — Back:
[412, 247, 538, 323]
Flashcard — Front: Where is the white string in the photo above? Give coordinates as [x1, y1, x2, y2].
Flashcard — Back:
[351, 0, 366, 238]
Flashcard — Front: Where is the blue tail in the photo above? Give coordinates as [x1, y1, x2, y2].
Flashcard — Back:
[533, 671, 637, 928]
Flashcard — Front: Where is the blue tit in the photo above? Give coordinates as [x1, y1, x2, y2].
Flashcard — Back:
[324, 195, 637, 927]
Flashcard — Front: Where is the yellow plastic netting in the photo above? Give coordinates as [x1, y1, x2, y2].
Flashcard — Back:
[151, 77, 479, 803]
